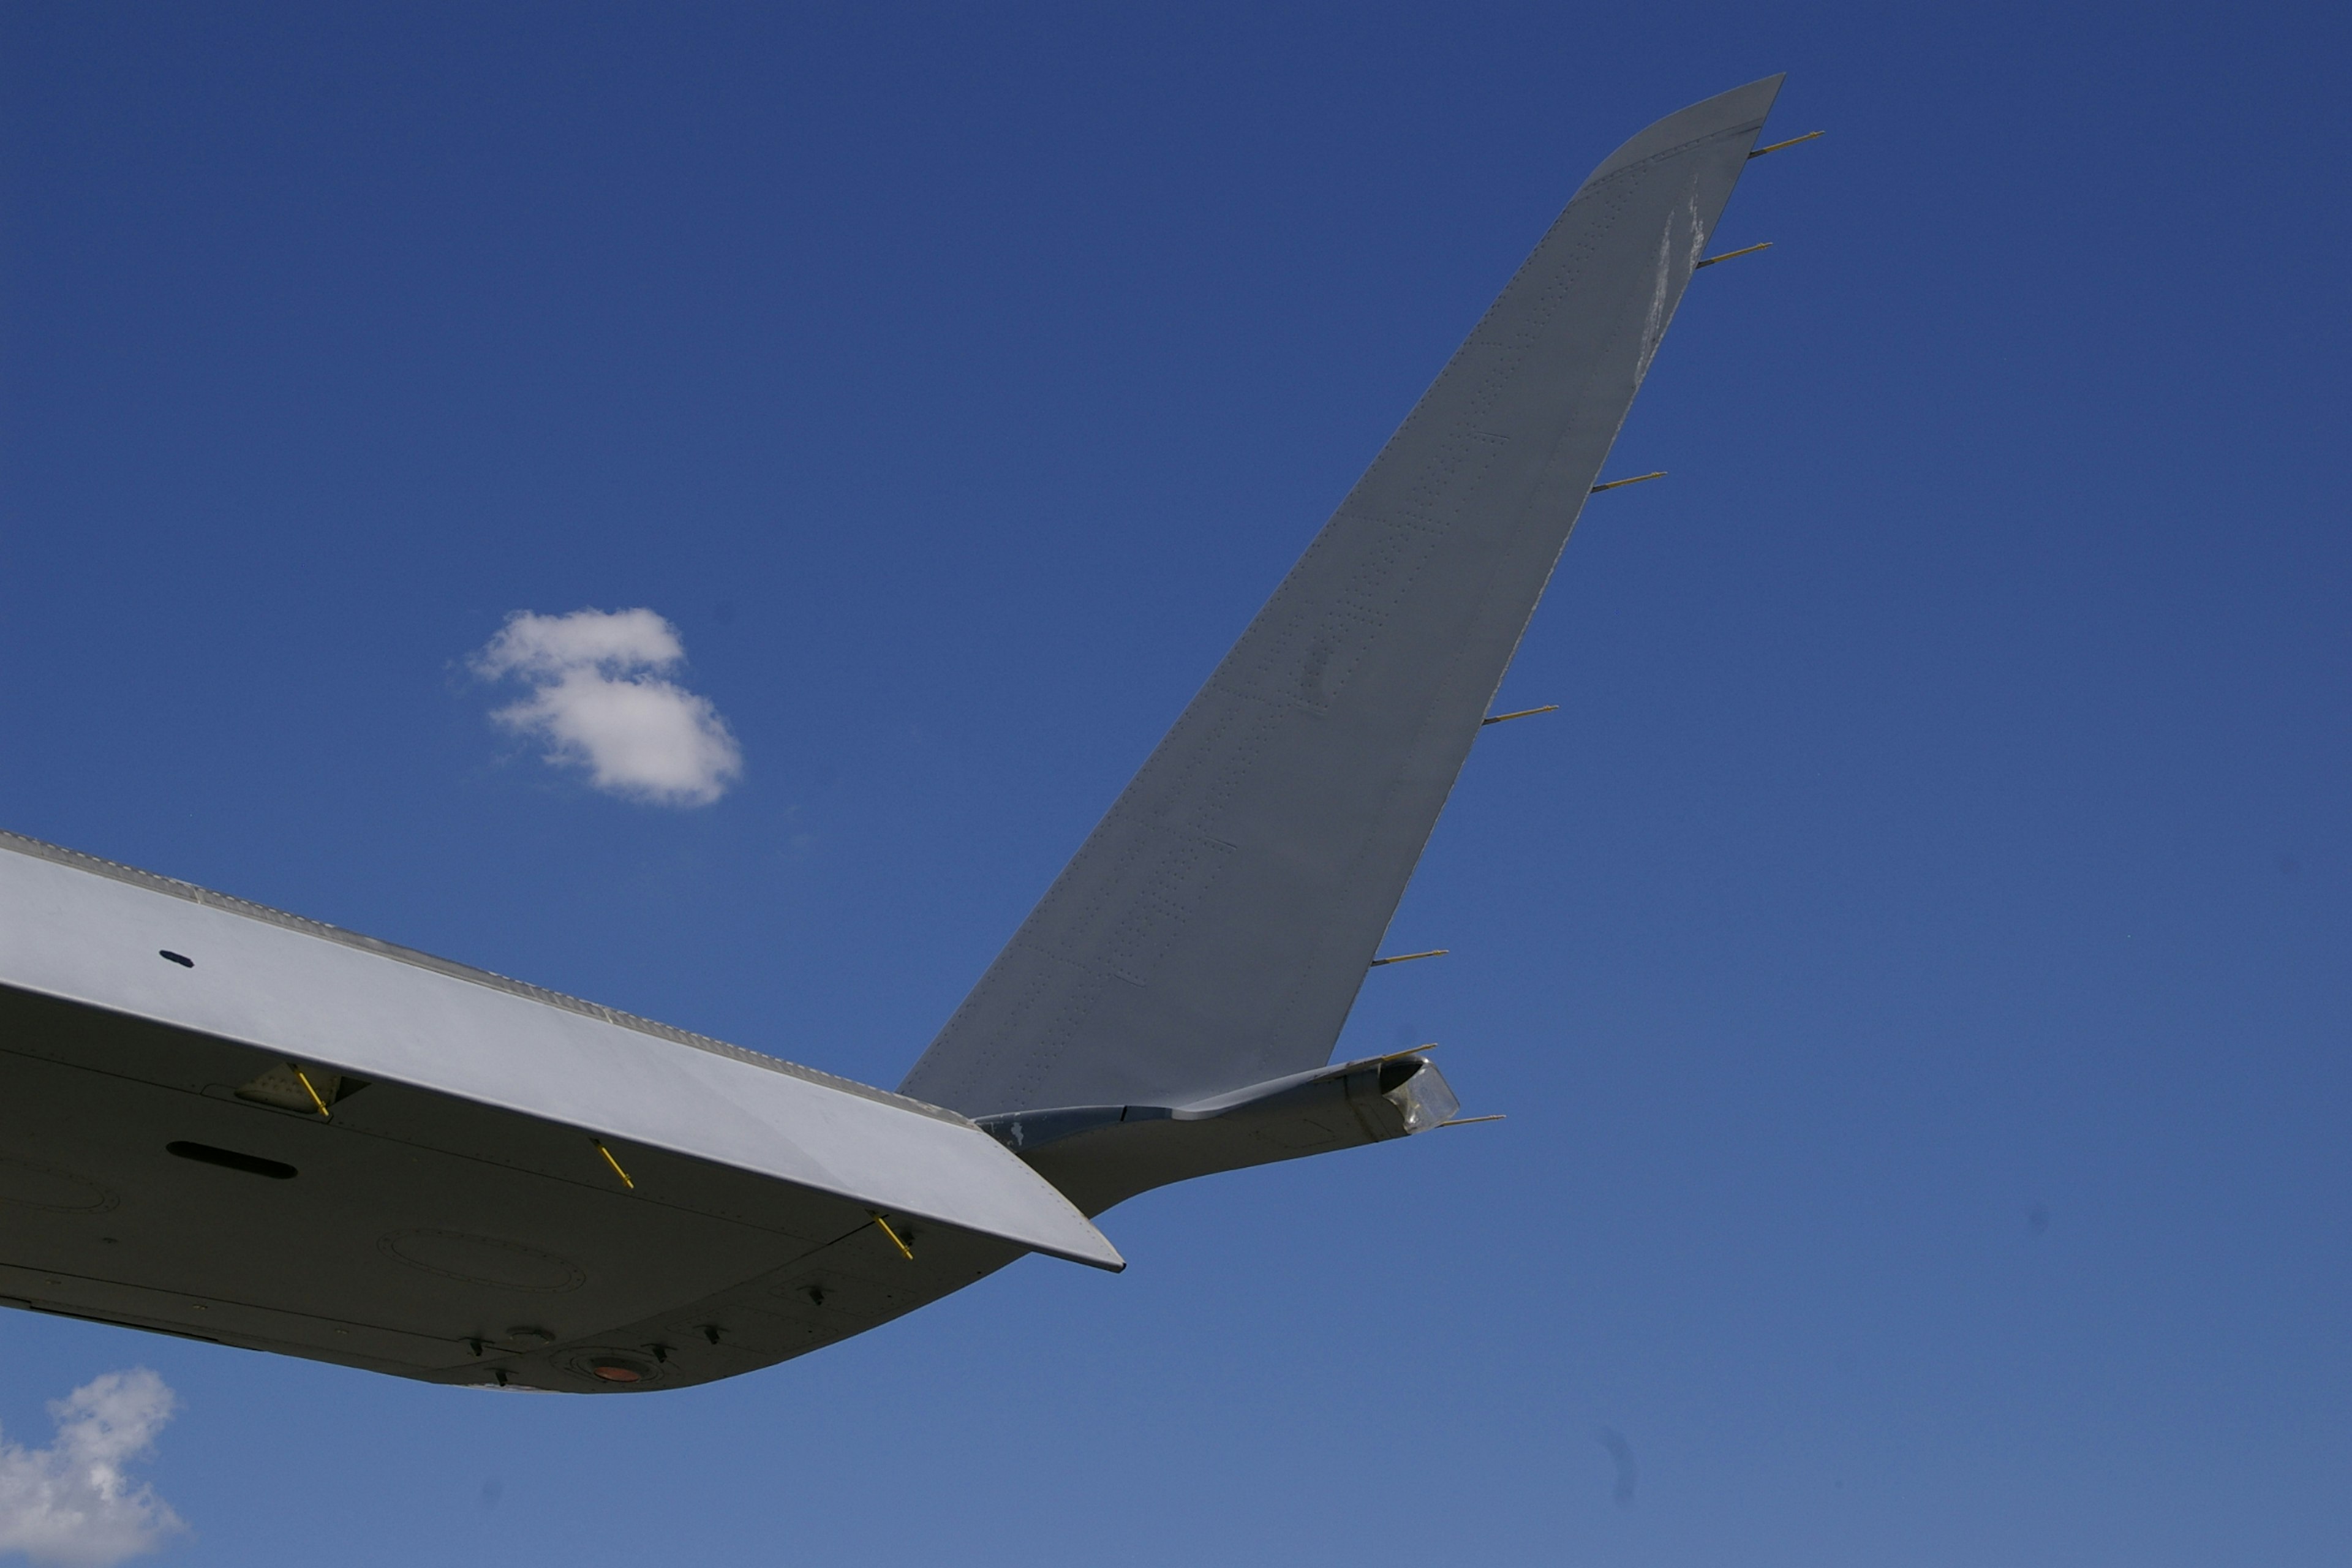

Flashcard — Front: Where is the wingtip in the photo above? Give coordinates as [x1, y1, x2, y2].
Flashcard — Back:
[1041, 1213, 1128, 1273]
[1582, 75, 1789, 190]
[1029, 1231, 1127, 1272]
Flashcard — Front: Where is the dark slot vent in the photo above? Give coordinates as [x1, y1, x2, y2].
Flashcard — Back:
[165, 1142, 296, 1180]
[158, 951, 194, 968]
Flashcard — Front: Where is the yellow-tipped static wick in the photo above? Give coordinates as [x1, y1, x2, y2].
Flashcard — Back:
[1369, 949, 1449, 968]
[1482, 705, 1560, 726]
[1589, 472, 1665, 493]
[1694, 241, 1771, 270]
[1748, 130, 1823, 159]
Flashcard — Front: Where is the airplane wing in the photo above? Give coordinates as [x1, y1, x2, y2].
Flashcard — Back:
[0, 831, 1118, 1392]
[902, 77, 1785, 1117]
[0, 78, 1796, 1391]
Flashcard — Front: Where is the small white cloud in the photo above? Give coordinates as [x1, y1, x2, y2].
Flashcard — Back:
[473, 608, 743, 807]
[0, 1368, 186, 1567]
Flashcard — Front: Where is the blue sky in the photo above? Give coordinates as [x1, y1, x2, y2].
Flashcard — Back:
[2, 4, 2346, 1564]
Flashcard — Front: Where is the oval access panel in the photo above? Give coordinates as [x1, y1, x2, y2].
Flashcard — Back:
[379, 1230, 585, 1292]
[0, 1157, 118, 1214]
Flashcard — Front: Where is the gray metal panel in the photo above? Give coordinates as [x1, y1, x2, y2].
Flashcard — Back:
[902, 77, 1784, 1115]
[976, 1053, 1462, 1218]
[0, 839, 1123, 1272]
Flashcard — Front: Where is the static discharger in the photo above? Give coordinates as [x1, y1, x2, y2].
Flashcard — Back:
[1482, 705, 1560, 726]
[1589, 471, 1665, 494]
[1694, 241, 1771, 270]
[1748, 129, 1823, 158]
[869, 1212, 915, 1261]
[592, 1139, 635, 1191]
[1437, 1114, 1508, 1129]
[291, 1066, 333, 1121]
[1369, 949, 1449, 968]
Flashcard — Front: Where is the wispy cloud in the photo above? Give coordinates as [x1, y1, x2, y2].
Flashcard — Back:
[473, 608, 743, 807]
[0, 1369, 185, 1567]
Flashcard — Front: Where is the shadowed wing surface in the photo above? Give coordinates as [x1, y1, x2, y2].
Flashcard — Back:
[0, 833, 1118, 1392]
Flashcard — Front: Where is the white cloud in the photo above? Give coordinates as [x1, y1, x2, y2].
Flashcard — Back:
[0, 1369, 186, 1568]
[473, 608, 743, 807]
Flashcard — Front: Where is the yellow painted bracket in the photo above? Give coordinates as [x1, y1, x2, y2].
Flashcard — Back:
[292, 1066, 333, 1121]
[869, 1212, 914, 1261]
[592, 1139, 635, 1190]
